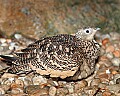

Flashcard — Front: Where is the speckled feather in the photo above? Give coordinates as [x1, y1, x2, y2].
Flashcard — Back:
[0, 28, 100, 80]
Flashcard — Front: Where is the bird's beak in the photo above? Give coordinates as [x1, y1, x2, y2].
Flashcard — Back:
[96, 28, 101, 31]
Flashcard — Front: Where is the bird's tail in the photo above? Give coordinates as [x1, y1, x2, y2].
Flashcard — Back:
[0, 55, 34, 76]
[0, 55, 17, 65]
[0, 55, 16, 77]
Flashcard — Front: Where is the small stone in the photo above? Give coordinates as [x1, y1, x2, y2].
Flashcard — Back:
[116, 78, 120, 84]
[101, 34, 111, 41]
[102, 91, 111, 96]
[111, 58, 120, 67]
[113, 50, 120, 57]
[0, 38, 6, 43]
[0, 87, 5, 95]
[14, 34, 22, 40]
[24, 85, 49, 95]
[32, 75, 47, 85]
[47, 79, 58, 87]
[49, 86, 57, 96]
[106, 45, 115, 53]
[105, 52, 114, 59]
[74, 80, 88, 93]
[109, 32, 120, 40]
[11, 88, 23, 94]
[15, 79, 24, 88]
[66, 93, 78, 96]
[114, 74, 120, 84]
[66, 83, 74, 94]
[100, 48, 105, 55]
[0, 84, 10, 92]
[56, 88, 69, 96]
[98, 83, 107, 89]
[84, 86, 98, 96]
[18, 76, 33, 87]
[90, 78, 101, 86]
[102, 38, 109, 46]
[106, 84, 120, 93]
[58, 81, 67, 87]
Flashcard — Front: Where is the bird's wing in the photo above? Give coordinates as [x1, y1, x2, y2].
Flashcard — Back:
[16, 34, 83, 78]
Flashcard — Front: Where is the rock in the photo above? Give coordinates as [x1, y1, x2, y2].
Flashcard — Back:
[106, 45, 115, 53]
[116, 78, 120, 84]
[90, 78, 101, 86]
[102, 38, 110, 47]
[113, 74, 120, 84]
[65, 83, 74, 94]
[18, 76, 33, 87]
[11, 88, 23, 94]
[56, 87, 69, 96]
[113, 50, 120, 57]
[0, 87, 5, 95]
[14, 34, 22, 40]
[102, 91, 111, 96]
[47, 79, 59, 87]
[98, 83, 107, 89]
[84, 86, 99, 96]
[106, 84, 120, 95]
[58, 81, 67, 87]
[32, 75, 47, 85]
[105, 52, 114, 59]
[109, 32, 120, 40]
[74, 80, 88, 93]
[24, 85, 49, 95]
[49, 86, 57, 96]
[111, 58, 120, 67]
[66, 93, 78, 96]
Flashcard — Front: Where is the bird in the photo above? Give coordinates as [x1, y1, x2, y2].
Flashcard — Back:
[0, 27, 100, 81]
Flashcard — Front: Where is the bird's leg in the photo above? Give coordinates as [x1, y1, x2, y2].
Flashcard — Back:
[65, 67, 81, 81]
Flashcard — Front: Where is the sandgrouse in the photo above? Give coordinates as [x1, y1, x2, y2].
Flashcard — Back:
[0, 27, 100, 81]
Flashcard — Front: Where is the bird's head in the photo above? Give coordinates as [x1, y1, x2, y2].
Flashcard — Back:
[75, 27, 100, 41]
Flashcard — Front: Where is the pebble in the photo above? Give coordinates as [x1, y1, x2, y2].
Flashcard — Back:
[0, 38, 6, 43]
[114, 74, 120, 84]
[106, 45, 115, 53]
[102, 91, 111, 96]
[90, 78, 101, 86]
[113, 50, 120, 57]
[49, 86, 57, 96]
[65, 83, 74, 94]
[116, 78, 120, 84]
[106, 52, 114, 59]
[102, 38, 110, 47]
[11, 88, 23, 94]
[24, 85, 49, 95]
[32, 75, 47, 85]
[58, 81, 67, 87]
[47, 79, 59, 87]
[106, 84, 120, 95]
[111, 58, 120, 67]
[14, 34, 22, 40]
[0, 87, 5, 95]
[74, 80, 88, 93]
[66, 93, 78, 96]
[56, 87, 69, 96]
[84, 86, 99, 96]
[109, 32, 120, 40]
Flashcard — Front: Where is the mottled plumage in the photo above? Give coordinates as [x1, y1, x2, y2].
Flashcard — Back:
[0, 27, 100, 80]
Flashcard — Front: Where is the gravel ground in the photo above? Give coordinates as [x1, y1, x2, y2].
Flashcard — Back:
[0, 32, 120, 96]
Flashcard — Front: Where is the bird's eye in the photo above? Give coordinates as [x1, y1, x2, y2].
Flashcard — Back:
[86, 30, 89, 33]
[84, 29, 91, 34]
